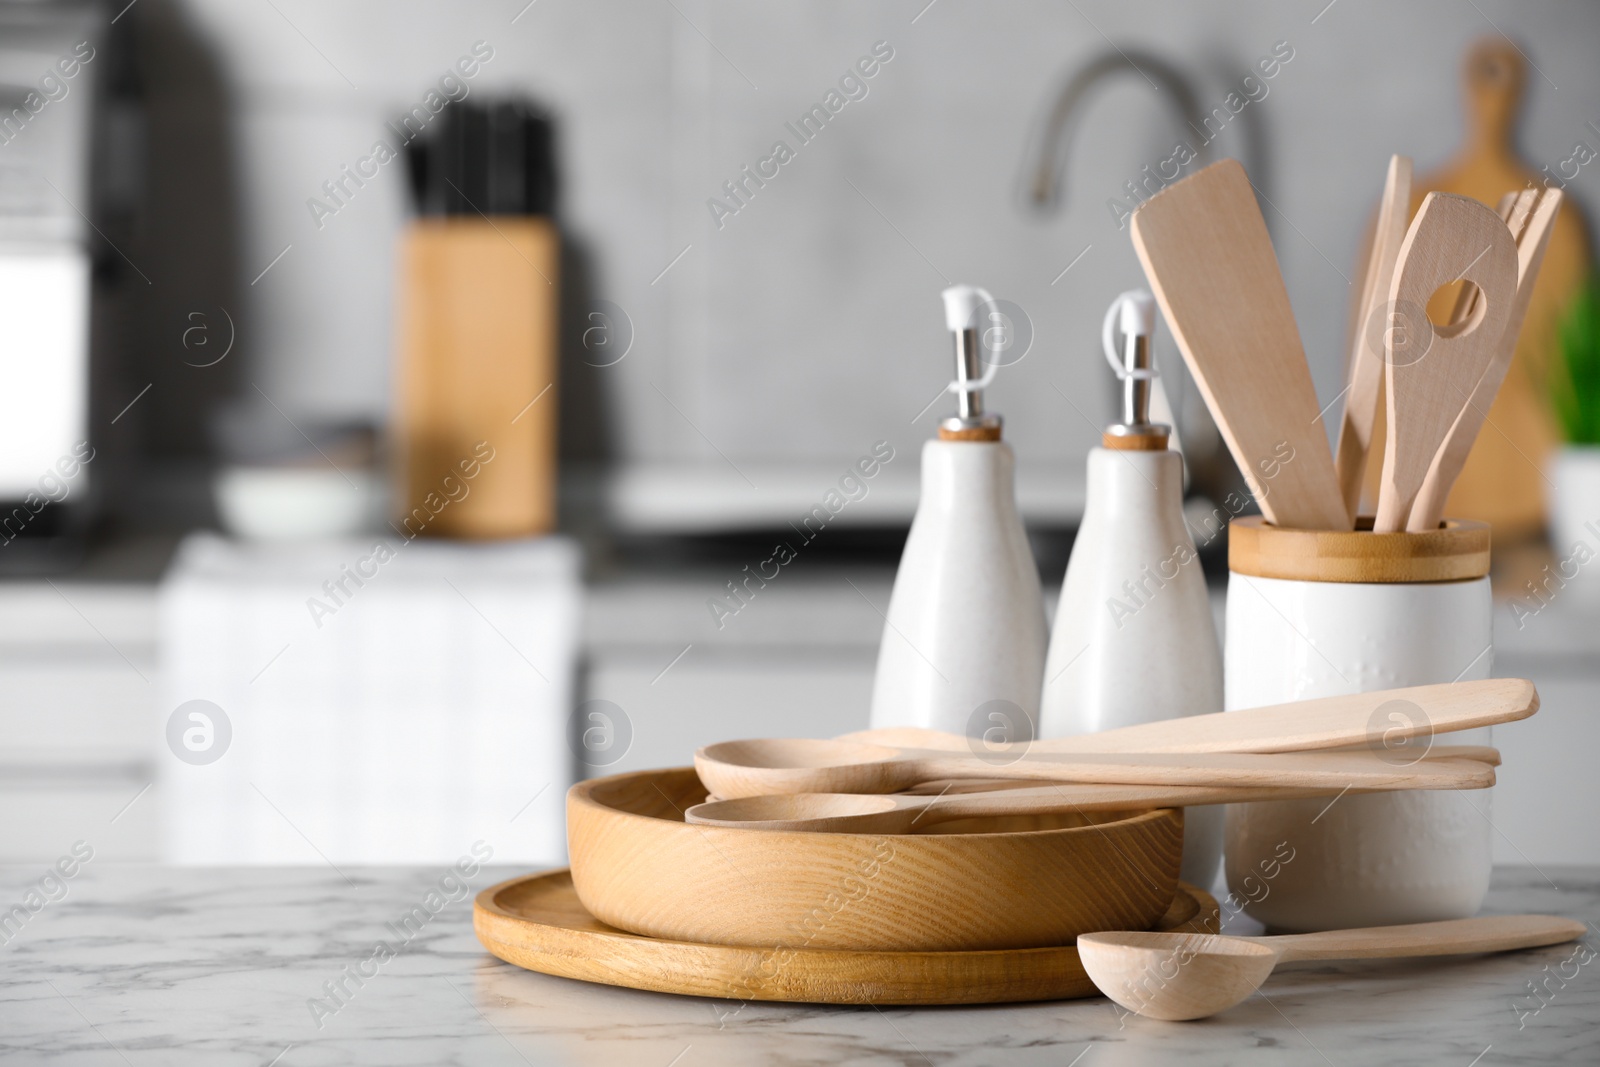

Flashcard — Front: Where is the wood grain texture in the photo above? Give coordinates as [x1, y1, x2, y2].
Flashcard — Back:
[937, 425, 1003, 442]
[1102, 430, 1170, 451]
[846, 733, 1502, 768]
[396, 218, 559, 538]
[1335, 155, 1413, 521]
[1228, 514, 1490, 582]
[1370, 38, 1594, 541]
[1130, 159, 1347, 530]
[693, 739, 1494, 800]
[1269, 913, 1588, 961]
[1375, 192, 1517, 531]
[1079, 914, 1584, 1020]
[475, 867, 1220, 1005]
[565, 767, 1183, 952]
[1409, 189, 1564, 530]
[841, 677, 1535, 754]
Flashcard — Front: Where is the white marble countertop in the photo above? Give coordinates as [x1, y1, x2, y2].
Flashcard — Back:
[4, 864, 1596, 1066]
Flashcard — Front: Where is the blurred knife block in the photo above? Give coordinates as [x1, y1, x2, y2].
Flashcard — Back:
[396, 100, 560, 539]
[397, 218, 559, 538]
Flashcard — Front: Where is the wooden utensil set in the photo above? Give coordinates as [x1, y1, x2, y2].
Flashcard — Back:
[1132, 156, 1561, 533]
[477, 157, 1583, 1017]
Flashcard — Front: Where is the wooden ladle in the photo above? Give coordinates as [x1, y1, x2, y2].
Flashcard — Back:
[1079, 915, 1586, 1021]
[693, 739, 1495, 800]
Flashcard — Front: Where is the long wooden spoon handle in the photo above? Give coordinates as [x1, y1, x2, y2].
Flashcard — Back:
[1269, 915, 1586, 962]
[928, 783, 1369, 823]
[910, 751, 1494, 791]
[1083, 679, 1534, 753]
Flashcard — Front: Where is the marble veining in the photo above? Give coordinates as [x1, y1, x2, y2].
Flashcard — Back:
[1, 865, 1595, 1065]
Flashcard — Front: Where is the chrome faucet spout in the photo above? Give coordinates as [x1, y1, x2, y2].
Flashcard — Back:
[1023, 49, 1208, 213]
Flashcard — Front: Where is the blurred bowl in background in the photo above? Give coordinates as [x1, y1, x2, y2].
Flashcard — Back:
[214, 465, 385, 541]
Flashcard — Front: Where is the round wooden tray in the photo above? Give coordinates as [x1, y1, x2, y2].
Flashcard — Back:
[474, 869, 1220, 1005]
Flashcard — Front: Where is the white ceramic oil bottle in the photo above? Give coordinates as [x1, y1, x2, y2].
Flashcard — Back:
[1040, 290, 1224, 889]
[869, 285, 1048, 736]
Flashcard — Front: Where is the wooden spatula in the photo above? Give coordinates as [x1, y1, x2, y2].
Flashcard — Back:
[1334, 155, 1412, 521]
[838, 678, 1536, 754]
[1374, 192, 1517, 532]
[1131, 159, 1349, 530]
[1407, 187, 1564, 530]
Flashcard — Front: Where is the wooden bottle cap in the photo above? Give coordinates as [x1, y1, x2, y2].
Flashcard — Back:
[938, 424, 1003, 442]
[1228, 515, 1490, 584]
[1102, 429, 1169, 451]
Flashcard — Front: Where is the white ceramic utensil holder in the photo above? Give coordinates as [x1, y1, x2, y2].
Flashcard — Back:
[1223, 516, 1494, 932]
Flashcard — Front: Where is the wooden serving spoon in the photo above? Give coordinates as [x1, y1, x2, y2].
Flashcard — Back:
[1079, 915, 1586, 1021]
[1374, 192, 1517, 531]
[684, 756, 1495, 832]
[693, 740, 1495, 800]
[1408, 187, 1564, 530]
[837, 678, 1536, 756]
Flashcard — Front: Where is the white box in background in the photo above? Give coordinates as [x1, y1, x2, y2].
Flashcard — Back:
[158, 533, 580, 866]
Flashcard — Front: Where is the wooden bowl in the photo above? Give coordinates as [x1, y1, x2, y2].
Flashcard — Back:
[567, 767, 1184, 952]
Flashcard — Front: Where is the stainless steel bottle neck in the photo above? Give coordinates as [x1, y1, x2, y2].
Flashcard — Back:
[955, 326, 984, 418]
[1123, 329, 1151, 427]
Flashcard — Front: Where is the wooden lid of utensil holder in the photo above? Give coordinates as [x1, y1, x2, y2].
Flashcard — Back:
[1228, 516, 1490, 584]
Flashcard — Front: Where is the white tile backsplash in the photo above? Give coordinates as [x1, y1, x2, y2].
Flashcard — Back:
[173, 0, 1600, 495]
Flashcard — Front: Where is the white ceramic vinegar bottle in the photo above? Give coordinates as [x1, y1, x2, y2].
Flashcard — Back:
[869, 285, 1048, 735]
[1040, 291, 1224, 888]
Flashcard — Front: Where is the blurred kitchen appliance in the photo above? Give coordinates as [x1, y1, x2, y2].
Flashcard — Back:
[0, 4, 101, 570]
[396, 100, 559, 539]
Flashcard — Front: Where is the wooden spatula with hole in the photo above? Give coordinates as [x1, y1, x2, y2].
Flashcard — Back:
[1131, 158, 1349, 530]
[1407, 187, 1563, 531]
[1374, 192, 1518, 531]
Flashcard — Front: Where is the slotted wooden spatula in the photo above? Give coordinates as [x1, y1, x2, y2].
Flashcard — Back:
[1374, 192, 1518, 532]
[1132, 159, 1348, 530]
[1407, 187, 1564, 531]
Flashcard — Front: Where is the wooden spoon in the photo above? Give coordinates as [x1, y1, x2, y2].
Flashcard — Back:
[1374, 192, 1517, 531]
[1131, 158, 1349, 530]
[1334, 155, 1413, 522]
[685, 759, 1493, 832]
[858, 739, 1502, 768]
[693, 741, 1495, 800]
[1408, 187, 1564, 530]
[837, 678, 1536, 756]
[1079, 915, 1586, 1021]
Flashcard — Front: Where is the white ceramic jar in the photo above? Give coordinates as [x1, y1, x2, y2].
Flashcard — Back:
[1223, 516, 1494, 932]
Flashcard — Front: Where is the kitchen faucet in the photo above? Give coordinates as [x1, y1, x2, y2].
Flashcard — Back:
[1021, 49, 1210, 213]
[1019, 47, 1254, 515]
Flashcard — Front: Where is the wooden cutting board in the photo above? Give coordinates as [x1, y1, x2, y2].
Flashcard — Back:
[1361, 38, 1592, 540]
[474, 869, 1220, 1005]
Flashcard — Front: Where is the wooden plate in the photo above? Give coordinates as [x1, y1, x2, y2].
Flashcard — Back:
[474, 869, 1219, 1005]
[567, 768, 1185, 952]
